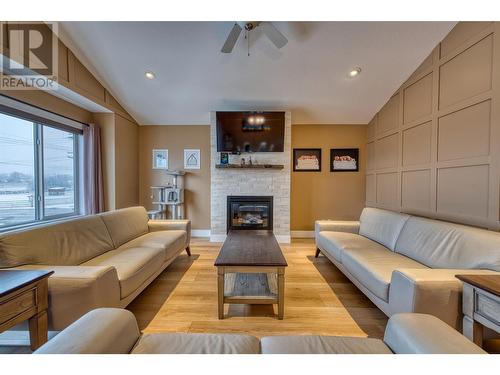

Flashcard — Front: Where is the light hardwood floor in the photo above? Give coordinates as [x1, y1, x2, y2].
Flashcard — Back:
[127, 238, 388, 338]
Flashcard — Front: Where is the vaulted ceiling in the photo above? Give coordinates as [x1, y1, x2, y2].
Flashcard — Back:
[59, 22, 456, 125]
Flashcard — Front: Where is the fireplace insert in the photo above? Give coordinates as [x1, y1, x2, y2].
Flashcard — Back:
[227, 196, 273, 232]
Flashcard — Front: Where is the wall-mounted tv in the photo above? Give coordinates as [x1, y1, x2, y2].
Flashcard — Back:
[216, 111, 285, 153]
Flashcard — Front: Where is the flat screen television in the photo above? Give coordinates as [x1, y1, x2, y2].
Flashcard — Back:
[216, 111, 285, 153]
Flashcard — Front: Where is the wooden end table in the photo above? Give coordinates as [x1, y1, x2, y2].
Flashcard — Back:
[456, 274, 500, 348]
[0, 270, 54, 350]
[214, 230, 287, 320]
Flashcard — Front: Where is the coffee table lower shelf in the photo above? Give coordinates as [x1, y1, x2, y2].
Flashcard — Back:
[217, 266, 285, 320]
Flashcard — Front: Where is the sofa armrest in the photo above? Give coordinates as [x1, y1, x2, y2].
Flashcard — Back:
[15, 265, 121, 330]
[389, 268, 498, 329]
[384, 313, 486, 354]
[148, 219, 191, 247]
[34, 308, 140, 354]
[315, 220, 360, 236]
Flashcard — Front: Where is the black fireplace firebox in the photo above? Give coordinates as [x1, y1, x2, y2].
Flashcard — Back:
[227, 196, 273, 232]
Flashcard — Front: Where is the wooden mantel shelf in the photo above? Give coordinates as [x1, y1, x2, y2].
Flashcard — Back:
[215, 164, 284, 170]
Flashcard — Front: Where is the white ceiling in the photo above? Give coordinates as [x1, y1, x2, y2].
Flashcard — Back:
[59, 22, 456, 125]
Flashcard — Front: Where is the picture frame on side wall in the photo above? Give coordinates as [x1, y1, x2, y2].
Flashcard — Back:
[330, 148, 359, 172]
[152, 149, 168, 169]
[293, 148, 321, 172]
[184, 149, 201, 169]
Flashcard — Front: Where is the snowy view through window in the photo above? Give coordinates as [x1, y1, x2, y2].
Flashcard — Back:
[0, 112, 78, 229]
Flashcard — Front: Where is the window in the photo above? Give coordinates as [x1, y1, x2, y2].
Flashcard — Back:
[0, 110, 82, 230]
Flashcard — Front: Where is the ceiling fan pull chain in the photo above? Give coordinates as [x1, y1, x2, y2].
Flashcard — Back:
[247, 29, 250, 56]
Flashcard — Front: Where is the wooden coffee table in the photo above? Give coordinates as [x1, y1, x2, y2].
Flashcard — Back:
[0, 269, 53, 350]
[214, 230, 287, 319]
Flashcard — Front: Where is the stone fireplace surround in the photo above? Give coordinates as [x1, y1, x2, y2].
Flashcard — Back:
[210, 111, 291, 243]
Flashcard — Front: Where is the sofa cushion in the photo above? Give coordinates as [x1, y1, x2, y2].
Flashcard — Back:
[359, 207, 410, 251]
[0, 216, 114, 267]
[119, 230, 187, 261]
[82, 246, 164, 299]
[342, 247, 428, 302]
[131, 333, 261, 354]
[99, 206, 149, 248]
[395, 216, 500, 271]
[317, 231, 389, 264]
[261, 335, 392, 354]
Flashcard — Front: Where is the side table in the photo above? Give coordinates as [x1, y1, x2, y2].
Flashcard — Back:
[456, 274, 500, 347]
[0, 270, 54, 350]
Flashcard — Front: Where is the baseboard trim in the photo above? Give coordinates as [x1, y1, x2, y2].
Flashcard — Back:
[191, 229, 210, 237]
[210, 234, 226, 243]
[291, 230, 315, 238]
[274, 235, 291, 244]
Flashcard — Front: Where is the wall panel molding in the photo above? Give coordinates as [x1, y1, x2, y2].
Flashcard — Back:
[366, 22, 500, 230]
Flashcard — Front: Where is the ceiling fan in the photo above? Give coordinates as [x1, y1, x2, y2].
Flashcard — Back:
[221, 22, 288, 55]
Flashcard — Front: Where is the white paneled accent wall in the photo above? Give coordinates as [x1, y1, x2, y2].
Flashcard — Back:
[366, 22, 500, 230]
[210, 111, 292, 243]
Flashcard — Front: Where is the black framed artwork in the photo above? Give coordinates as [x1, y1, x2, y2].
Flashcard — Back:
[293, 148, 321, 172]
[330, 148, 359, 172]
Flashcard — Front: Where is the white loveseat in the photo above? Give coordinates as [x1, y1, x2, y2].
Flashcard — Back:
[0, 206, 191, 330]
[315, 207, 500, 329]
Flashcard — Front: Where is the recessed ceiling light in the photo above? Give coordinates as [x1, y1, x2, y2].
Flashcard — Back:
[145, 71, 156, 80]
[349, 67, 362, 78]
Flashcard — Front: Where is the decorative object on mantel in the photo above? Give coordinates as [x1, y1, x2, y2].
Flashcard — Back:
[293, 148, 321, 172]
[330, 148, 359, 172]
[152, 149, 168, 169]
[150, 170, 185, 219]
[215, 164, 284, 170]
[220, 152, 229, 165]
[184, 149, 201, 170]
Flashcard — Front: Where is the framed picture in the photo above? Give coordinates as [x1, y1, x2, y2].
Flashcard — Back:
[184, 149, 201, 169]
[220, 152, 229, 165]
[330, 148, 359, 172]
[152, 149, 168, 169]
[293, 148, 321, 172]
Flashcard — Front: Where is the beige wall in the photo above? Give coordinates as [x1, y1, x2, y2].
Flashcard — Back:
[138, 124, 366, 231]
[139, 126, 211, 229]
[292, 124, 367, 230]
[1, 22, 135, 122]
[0, 89, 94, 124]
[115, 114, 139, 208]
[93, 113, 140, 210]
[366, 22, 500, 230]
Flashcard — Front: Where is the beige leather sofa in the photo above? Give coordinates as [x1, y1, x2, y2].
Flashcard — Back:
[34, 308, 485, 354]
[315, 207, 500, 330]
[0, 207, 191, 330]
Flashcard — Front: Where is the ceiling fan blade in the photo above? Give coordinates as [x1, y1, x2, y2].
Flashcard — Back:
[260, 22, 288, 49]
[221, 23, 242, 53]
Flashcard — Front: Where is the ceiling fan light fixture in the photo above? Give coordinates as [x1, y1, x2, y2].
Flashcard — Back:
[221, 21, 288, 55]
[145, 71, 156, 80]
[349, 67, 362, 78]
